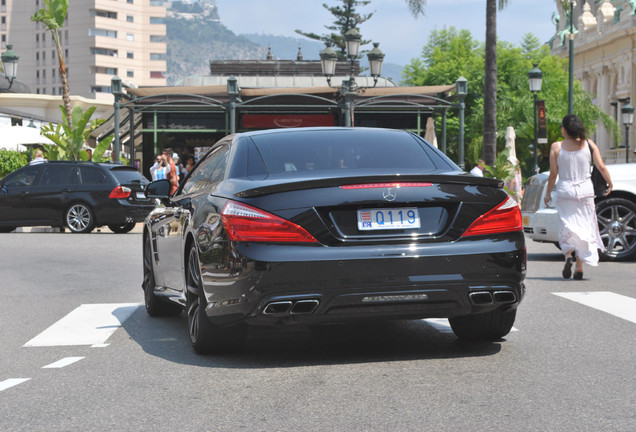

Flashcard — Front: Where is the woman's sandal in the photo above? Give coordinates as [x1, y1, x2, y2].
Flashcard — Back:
[562, 257, 573, 279]
[573, 271, 583, 280]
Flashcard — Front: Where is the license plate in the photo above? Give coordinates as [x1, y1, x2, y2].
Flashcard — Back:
[357, 208, 421, 231]
[136, 192, 146, 199]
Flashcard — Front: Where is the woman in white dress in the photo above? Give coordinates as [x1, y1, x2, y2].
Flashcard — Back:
[544, 114, 613, 280]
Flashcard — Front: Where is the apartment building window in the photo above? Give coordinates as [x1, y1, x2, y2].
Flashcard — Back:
[92, 48, 118, 56]
[2, 16, 6, 31]
[127, 16, 133, 23]
[89, 28, 117, 38]
[52, 68, 56, 79]
[150, 71, 165, 79]
[150, 35, 166, 43]
[150, 53, 166, 61]
[127, 52, 134, 59]
[93, 10, 117, 19]
[127, 0, 133, 4]
[126, 33, 134, 41]
[150, 17, 164, 24]
[42, 51, 46, 66]
[52, 50, 56, 61]
[127, 70, 134, 78]
[42, 70, 46, 84]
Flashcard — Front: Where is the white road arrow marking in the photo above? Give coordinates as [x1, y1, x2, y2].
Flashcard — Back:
[553, 292, 636, 324]
[42, 357, 85, 369]
[0, 378, 31, 392]
[24, 303, 142, 347]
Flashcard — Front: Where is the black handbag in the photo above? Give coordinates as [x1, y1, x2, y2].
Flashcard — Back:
[588, 140, 608, 197]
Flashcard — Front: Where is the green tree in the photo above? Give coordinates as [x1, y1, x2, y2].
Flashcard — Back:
[40, 105, 113, 161]
[30, 0, 72, 126]
[295, 0, 374, 59]
[403, 29, 616, 178]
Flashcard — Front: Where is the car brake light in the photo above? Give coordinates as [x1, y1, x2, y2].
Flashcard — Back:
[109, 186, 132, 199]
[462, 196, 523, 237]
[340, 182, 432, 189]
[221, 201, 318, 243]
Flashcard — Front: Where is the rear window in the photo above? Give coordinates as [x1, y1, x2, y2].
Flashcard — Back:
[249, 129, 438, 177]
[108, 167, 149, 185]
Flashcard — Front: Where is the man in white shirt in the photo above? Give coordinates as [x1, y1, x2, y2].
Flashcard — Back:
[469, 159, 485, 177]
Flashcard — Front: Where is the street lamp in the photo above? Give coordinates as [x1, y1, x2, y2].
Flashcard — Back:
[528, 64, 543, 173]
[456, 76, 467, 170]
[568, 1, 576, 115]
[1, 44, 19, 91]
[111, 76, 123, 164]
[320, 29, 385, 127]
[622, 102, 634, 163]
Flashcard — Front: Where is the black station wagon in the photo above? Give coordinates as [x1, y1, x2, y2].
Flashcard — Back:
[0, 161, 154, 233]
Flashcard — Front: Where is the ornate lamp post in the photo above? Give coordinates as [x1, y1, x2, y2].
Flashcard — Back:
[528, 65, 543, 173]
[622, 102, 634, 163]
[1, 44, 19, 91]
[320, 29, 384, 127]
[111, 76, 123, 164]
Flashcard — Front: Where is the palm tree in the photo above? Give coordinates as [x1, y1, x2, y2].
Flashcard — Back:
[483, 0, 510, 166]
[404, 0, 426, 16]
[30, 0, 72, 127]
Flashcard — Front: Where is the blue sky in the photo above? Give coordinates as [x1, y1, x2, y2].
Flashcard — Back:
[216, 0, 559, 66]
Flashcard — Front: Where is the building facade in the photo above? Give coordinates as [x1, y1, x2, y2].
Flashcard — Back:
[2, 0, 167, 100]
[551, 0, 636, 163]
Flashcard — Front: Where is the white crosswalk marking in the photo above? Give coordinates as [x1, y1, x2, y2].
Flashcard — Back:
[0, 378, 30, 392]
[24, 303, 142, 347]
[553, 292, 636, 324]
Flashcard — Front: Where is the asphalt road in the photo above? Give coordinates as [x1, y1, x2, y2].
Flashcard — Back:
[0, 232, 634, 432]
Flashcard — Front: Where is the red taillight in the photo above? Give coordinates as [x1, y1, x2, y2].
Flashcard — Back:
[221, 201, 318, 243]
[462, 196, 522, 237]
[109, 186, 132, 199]
[340, 182, 433, 189]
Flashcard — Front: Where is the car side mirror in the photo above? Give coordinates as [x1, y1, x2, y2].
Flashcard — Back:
[146, 179, 171, 198]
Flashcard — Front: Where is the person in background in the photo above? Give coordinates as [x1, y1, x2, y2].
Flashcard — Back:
[469, 159, 485, 177]
[544, 114, 613, 280]
[30, 149, 47, 165]
[184, 156, 195, 174]
[86, 148, 92, 161]
[173, 153, 184, 181]
[150, 154, 168, 181]
[164, 148, 179, 195]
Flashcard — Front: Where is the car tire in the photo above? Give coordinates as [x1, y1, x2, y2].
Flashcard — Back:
[596, 197, 636, 261]
[449, 309, 516, 341]
[143, 235, 181, 317]
[65, 203, 95, 233]
[185, 243, 246, 354]
[108, 222, 137, 234]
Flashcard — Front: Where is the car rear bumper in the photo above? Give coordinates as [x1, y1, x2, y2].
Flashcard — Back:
[197, 233, 526, 326]
[95, 200, 155, 225]
[522, 208, 559, 243]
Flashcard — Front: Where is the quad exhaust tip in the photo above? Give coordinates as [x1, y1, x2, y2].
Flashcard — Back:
[263, 299, 320, 316]
[469, 290, 516, 305]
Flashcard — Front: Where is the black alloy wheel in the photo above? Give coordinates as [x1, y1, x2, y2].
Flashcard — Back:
[143, 235, 181, 317]
[65, 203, 95, 233]
[596, 197, 636, 261]
[449, 309, 517, 341]
[108, 222, 137, 234]
[185, 243, 246, 354]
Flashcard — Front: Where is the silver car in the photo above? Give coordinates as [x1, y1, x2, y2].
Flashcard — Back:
[521, 163, 636, 261]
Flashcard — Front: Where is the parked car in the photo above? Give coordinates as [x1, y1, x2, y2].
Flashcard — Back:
[521, 163, 636, 261]
[0, 161, 154, 233]
[142, 127, 526, 354]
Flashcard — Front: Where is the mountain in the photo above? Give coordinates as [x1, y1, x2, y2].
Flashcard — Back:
[165, 1, 405, 86]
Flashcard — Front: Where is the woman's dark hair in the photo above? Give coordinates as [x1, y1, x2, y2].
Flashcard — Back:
[561, 114, 586, 140]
